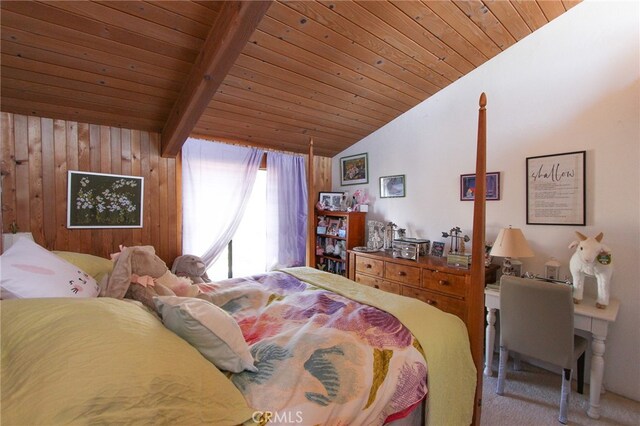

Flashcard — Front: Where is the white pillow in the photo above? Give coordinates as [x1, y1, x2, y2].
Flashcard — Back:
[154, 296, 257, 373]
[1, 237, 100, 299]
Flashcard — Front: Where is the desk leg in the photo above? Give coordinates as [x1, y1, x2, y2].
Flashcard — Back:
[484, 308, 496, 376]
[587, 334, 606, 419]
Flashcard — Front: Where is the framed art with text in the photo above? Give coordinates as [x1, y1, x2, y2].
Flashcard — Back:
[67, 171, 144, 229]
[526, 151, 586, 225]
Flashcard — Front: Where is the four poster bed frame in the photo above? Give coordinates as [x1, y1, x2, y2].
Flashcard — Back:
[306, 93, 489, 425]
[0, 95, 488, 426]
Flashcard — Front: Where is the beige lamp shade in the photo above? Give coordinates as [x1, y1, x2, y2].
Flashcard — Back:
[490, 227, 534, 258]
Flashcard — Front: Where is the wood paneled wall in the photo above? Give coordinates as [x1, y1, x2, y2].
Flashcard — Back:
[1, 112, 333, 265]
[0, 112, 181, 264]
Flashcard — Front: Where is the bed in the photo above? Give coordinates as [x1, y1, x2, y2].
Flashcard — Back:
[0, 259, 475, 425]
[2, 94, 489, 425]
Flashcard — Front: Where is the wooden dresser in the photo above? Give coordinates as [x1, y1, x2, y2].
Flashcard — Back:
[348, 250, 498, 327]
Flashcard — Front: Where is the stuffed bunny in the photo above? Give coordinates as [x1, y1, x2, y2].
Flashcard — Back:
[101, 245, 200, 311]
[171, 254, 211, 284]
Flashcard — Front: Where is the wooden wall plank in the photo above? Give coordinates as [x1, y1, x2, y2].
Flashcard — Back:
[0, 113, 182, 264]
[140, 131, 152, 247]
[13, 115, 30, 233]
[1, 112, 327, 264]
[54, 119, 69, 250]
[131, 130, 142, 246]
[148, 132, 161, 251]
[66, 120, 80, 252]
[27, 116, 43, 243]
[1, 113, 17, 230]
[78, 122, 92, 254]
[158, 147, 169, 257]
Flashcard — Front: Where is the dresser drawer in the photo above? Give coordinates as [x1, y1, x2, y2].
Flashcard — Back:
[355, 274, 400, 294]
[384, 262, 421, 286]
[422, 269, 466, 298]
[402, 286, 467, 322]
[355, 256, 384, 277]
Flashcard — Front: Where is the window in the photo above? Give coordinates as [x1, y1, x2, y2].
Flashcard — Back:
[207, 170, 266, 280]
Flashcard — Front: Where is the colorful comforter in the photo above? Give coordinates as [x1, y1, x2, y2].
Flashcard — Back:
[197, 270, 428, 425]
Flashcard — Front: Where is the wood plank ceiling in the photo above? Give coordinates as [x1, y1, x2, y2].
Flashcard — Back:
[0, 1, 579, 158]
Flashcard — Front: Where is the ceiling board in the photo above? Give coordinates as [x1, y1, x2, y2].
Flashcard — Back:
[0, 0, 578, 157]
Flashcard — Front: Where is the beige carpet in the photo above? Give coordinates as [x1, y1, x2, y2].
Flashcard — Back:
[481, 358, 640, 426]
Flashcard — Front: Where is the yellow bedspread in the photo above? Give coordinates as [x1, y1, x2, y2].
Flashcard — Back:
[1, 298, 255, 425]
[283, 267, 476, 426]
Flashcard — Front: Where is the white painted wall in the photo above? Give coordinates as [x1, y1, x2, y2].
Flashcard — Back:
[332, 1, 639, 401]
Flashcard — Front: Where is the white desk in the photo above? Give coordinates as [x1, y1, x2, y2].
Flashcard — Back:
[484, 286, 619, 419]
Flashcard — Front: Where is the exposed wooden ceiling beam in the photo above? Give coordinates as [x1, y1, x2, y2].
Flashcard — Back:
[160, 0, 272, 157]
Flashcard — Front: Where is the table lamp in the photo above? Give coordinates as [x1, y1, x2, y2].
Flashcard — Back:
[490, 226, 534, 276]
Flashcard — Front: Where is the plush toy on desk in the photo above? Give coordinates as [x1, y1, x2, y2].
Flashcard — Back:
[171, 254, 211, 284]
[568, 232, 613, 309]
[102, 245, 200, 311]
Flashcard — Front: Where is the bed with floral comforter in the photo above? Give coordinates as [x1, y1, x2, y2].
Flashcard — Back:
[197, 267, 475, 426]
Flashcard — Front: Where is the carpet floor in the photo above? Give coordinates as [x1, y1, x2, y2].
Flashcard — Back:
[481, 358, 640, 426]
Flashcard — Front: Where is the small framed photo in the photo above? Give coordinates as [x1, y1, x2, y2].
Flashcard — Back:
[460, 172, 500, 201]
[430, 241, 445, 257]
[67, 171, 144, 228]
[318, 192, 344, 210]
[380, 174, 406, 198]
[340, 153, 368, 186]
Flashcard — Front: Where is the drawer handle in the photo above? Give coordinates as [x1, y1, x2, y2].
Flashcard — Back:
[426, 299, 437, 306]
[438, 280, 449, 286]
[366, 264, 372, 269]
[398, 271, 407, 276]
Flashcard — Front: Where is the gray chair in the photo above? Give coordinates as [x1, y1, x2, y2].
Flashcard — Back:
[496, 276, 587, 424]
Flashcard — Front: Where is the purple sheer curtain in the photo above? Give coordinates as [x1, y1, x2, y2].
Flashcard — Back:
[265, 152, 308, 270]
[182, 138, 263, 268]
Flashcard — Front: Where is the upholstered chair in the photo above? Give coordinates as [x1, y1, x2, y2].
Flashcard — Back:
[496, 276, 587, 424]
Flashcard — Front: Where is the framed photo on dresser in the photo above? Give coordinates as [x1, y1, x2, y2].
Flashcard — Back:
[430, 241, 445, 257]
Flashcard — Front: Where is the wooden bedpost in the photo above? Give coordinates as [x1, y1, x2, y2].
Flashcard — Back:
[307, 137, 315, 267]
[470, 93, 487, 425]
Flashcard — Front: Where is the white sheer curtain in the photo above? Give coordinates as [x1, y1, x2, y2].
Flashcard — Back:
[182, 138, 263, 267]
[265, 152, 308, 270]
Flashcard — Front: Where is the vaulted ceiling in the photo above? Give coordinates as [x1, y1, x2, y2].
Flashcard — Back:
[1, 1, 579, 157]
